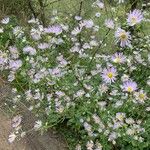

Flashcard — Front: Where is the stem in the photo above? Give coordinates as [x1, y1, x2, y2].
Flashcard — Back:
[38, 0, 46, 26]
[88, 29, 110, 68]
[78, 0, 83, 46]
[27, 0, 37, 19]
[130, 0, 138, 10]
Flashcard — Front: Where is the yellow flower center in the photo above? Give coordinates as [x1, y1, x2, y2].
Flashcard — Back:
[127, 86, 133, 92]
[114, 57, 121, 63]
[131, 17, 137, 24]
[117, 115, 124, 121]
[139, 93, 145, 99]
[107, 72, 113, 78]
[120, 32, 127, 40]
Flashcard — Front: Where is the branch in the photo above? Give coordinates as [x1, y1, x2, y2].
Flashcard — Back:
[38, 0, 46, 26]
[27, 0, 37, 19]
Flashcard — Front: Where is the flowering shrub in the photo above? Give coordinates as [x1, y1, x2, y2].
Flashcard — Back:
[0, 1, 150, 149]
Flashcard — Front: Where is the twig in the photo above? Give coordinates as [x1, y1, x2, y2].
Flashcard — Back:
[130, 0, 138, 10]
[38, 0, 46, 27]
[88, 29, 110, 67]
[27, 0, 37, 19]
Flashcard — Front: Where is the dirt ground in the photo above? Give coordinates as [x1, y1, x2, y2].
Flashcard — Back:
[0, 76, 68, 150]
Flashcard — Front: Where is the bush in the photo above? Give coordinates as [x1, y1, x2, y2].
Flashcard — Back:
[0, 0, 150, 149]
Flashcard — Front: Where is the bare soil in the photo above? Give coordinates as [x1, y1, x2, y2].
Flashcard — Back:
[0, 76, 68, 150]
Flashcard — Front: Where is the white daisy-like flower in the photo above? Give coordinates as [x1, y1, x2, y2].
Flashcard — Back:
[115, 28, 131, 47]
[1, 17, 10, 24]
[105, 19, 115, 29]
[116, 112, 126, 122]
[134, 90, 147, 103]
[101, 67, 117, 83]
[111, 52, 126, 63]
[8, 133, 16, 143]
[0, 27, 4, 33]
[127, 9, 143, 26]
[122, 80, 137, 93]
[34, 120, 42, 130]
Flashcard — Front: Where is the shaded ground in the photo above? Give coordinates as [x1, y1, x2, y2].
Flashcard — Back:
[0, 76, 68, 150]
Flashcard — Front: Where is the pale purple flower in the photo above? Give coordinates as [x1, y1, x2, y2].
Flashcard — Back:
[95, 12, 101, 17]
[71, 27, 82, 36]
[96, 1, 104, 9]
[127, 9, 143, 26]
[105, 19, 114, 29]
[12, 115, 22, 128]
[13, 26, 24, 37]
[75, 16, 82, 21]
[0, 51, 8, 65]
[44, 25, 62, 35]
[115, 28, 131, 47]
[101, 67, 117, 83]
[108, 132, 117, 141]
[38, 43, 49, 50]
[83, 20, 94, 28]
[111, 52, 126, 63]
[30, 28, 42, 40]
[23, 46, 36, 55]
[9, 60, 22, 71]
[122, 80, 137, 92]
[9, 46, 19, 59]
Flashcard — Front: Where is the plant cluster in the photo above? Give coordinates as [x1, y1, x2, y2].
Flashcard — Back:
[0, 1, 150, 149]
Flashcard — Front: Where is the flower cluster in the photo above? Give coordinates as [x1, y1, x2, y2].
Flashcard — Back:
[0, 1, 150, 150]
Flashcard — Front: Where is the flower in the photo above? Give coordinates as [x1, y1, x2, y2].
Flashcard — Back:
[105, 19, 114, 29]
[71, 27, 82, 35]
[125, 118, 134, 124]
[13, 26, 24, 38]
[111, 52, 126, 63]
[101, 67, 117, 83]
[30, 28, 42, 40]
[122, 80, 137, 92]
[75, 16, 82, 21]
[118, 0, 124, 3]
[23, 46, 36, 55]
[44, 25, 62, 35]
[75, 144, 82, 150]
[1, 17, 10, 24]
[116, 112, 126, 122]
[134, 90, 147, 103]
[0, 27, 4, 33]
[8, 133, 16, 143]
[115, 28, 131, 47]
[95, 12, 101, 17]
[96, 1, 104, 9]
[38, 43, 49, 50]
[127, 9, 143, 26]
[9, 60, 22, 71]
[95, 142, 103, 150]
[34, 120, 42, 130]
[83, 20, 94, 28]
[11, 115, 22, 128]
[86, 140, 94, 150]
[108, 132, 117, 141]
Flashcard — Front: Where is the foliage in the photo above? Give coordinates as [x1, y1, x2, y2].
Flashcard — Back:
[0, 0, 150, 149]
